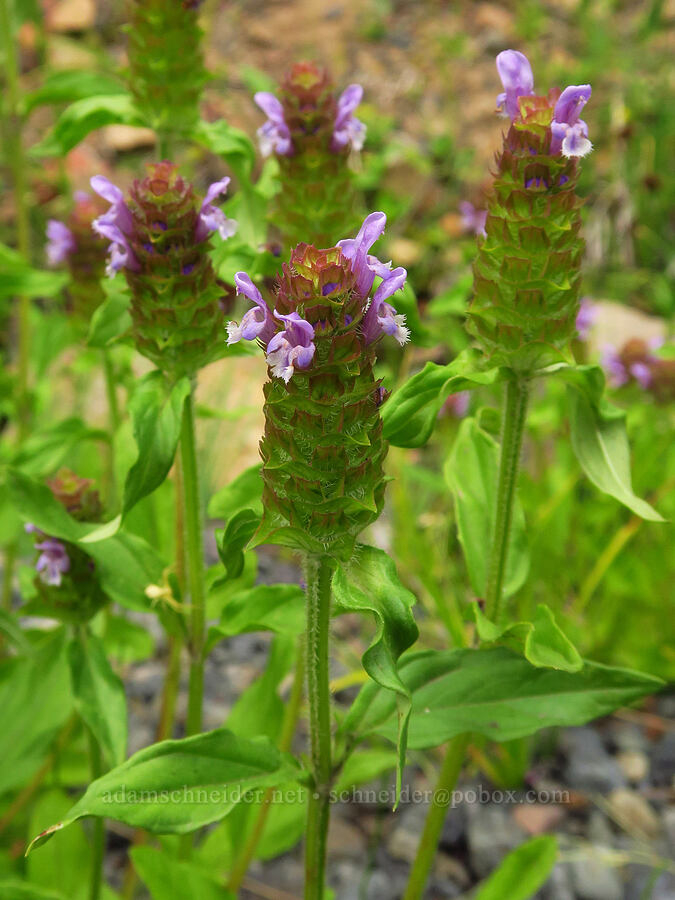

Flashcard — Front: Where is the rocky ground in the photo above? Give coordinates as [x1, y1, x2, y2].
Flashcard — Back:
[112, 543, 675, 900]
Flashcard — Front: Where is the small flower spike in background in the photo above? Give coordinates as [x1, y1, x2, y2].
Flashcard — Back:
[254, 62, 366, 249]
[469, 49, 592, 374]
[91, 162, 236, 379]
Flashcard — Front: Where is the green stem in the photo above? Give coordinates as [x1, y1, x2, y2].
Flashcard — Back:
[401, 734, 470, 900]
[87, 727, 104, 900]
[304, 556, 333, 900]
[1, 0, 31, 439]
[180, 387, 206, 739]
[227, 639, 305, 893]
[101, 349, 120, 507]
[484, 377, 529, 623]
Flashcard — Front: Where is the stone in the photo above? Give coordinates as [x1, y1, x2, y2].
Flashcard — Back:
[539, 862, 575, 900]
[616, 750, 649, 783]
[563, 727, 626, 794]
[663, 806, 675, 852]
[327, 816, 365, 859]
[512, 802, 565, 835]
[651, 731, 675, 787]
[433, 852, 471, 888]
[466, 803, 526, 877]
[607, 788, 661, 839]
[569, 856, 622, 900]
[101, 125, 157, 152]
[46, 0, 96, 32]
[440, 802, 467, 847]
[386, 801, 428, 863]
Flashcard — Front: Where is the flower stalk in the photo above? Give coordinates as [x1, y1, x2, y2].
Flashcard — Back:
[303, 555, 334, 900]
[485, 377, 529, 622]
[180, 388, 206, 738]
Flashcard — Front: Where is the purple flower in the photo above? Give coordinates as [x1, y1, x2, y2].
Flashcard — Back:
[331, 84, 366, 152]
[266, 312, 316, 383]
[46, 219, 76, 266]
[550, 84, 592, 157]
[575, 297, 596, 340]
[227, 272, 276, 345]
[459, 201, 488, 238]
[254, 92, 293, 157]
[362, 266, 410, 346]
[337, 212, 410, 345]
[496, 50, 535, 120]
[336, 211, 387, 296]
[90, 175, 139, 277]
[601, 345, 629, 387]
[195, 177, 238, 242]
[34, 537, 70, 587]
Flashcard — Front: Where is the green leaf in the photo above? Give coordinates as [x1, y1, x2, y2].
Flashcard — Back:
[474, 835, 558, 900]
[27, 729, 300, 851]
[348, 647, 662, 751]
[12, 418, 109, 478]
[87, 281, 132, 348]
[0, 608, 31, 653]
[0, 243, 68, 298]
[193, 119, 256, 182]
[100, 614, 154, 664]
[208, 464, 263, 519]
[31, 93, 143, 157]
[226, 635, 294, 742]
[68, 633, 127, 767]
[215, 509, 261, 580]
[0, 630, 73, 796]
[472, 604, 583, 673]
[131, 846, 234, 900]
[444, 417, 529, 599]
[123, 373, 190, 517]
[27, 789, 92, 900]
[565, 375, 663, 521]
[85, 531, 163, 612]
[381, 349, 504, 448]
[334, 546, 419, 804]
[208, 584, 305, 647]
[24, 69, 126, 113]
[0, 881, 65, 900]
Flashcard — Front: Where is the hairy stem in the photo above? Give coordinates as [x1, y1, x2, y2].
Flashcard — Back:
[485, 377, 529, 622]
[181, 387, 206, 739]
[304, 556, 333, 900]
[402, 734, 470, 900]
[227, 639, 305, 892]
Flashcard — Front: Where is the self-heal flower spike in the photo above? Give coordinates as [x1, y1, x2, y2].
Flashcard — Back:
[25, 471, 107, 623]
[232, 213, 408, 559]
[257, 62, 365, 249]
[91, 162, 237, 377]
[468, 51, 593, 372]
